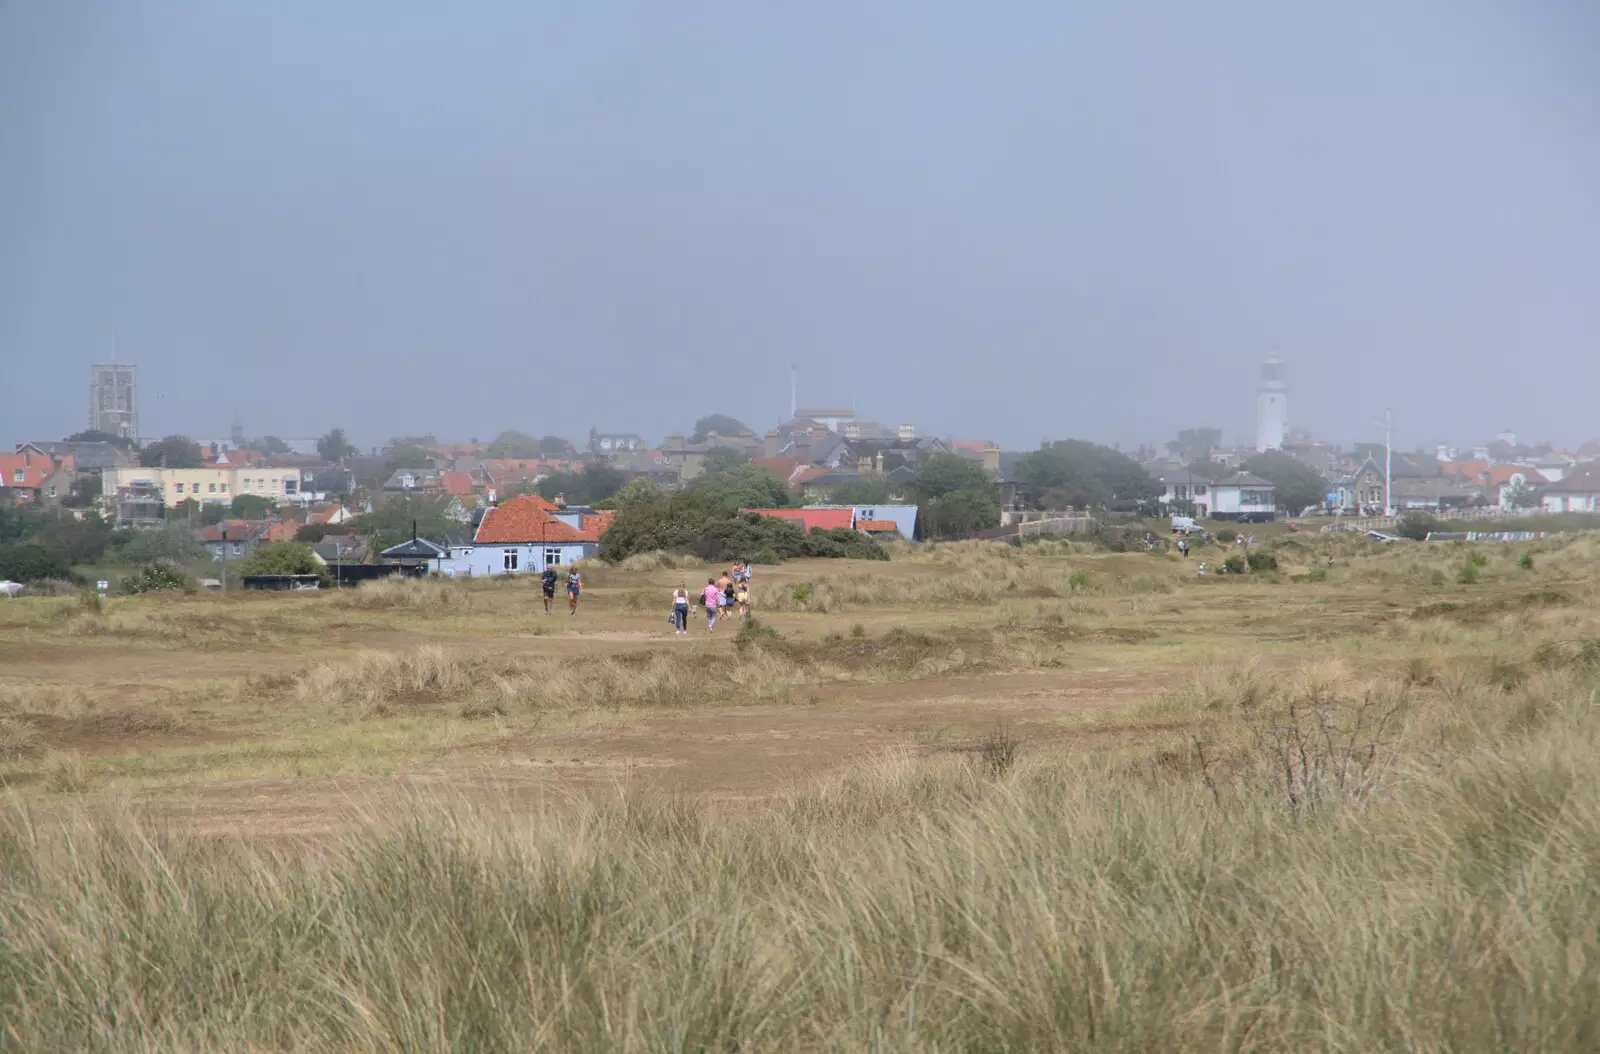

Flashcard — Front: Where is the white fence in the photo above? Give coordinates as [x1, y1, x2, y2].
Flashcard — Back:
[1317, 506, 1542, 534]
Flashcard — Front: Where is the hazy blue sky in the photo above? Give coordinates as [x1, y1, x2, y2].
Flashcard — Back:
[3, 1, 1596, 453]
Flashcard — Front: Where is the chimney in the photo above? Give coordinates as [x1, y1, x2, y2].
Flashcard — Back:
[811, 424, 829, 441]
[875, 451, 884, 473]
[982, 445, 1001, 475]
[795, 436, 812, 465]
[763, 431, 780, 458]
[858, 456, 873, 473]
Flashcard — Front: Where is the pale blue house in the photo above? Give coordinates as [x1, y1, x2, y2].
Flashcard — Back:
[802, 503, 919, 540]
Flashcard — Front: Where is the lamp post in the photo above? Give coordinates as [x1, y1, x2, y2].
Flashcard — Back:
[1370, 409, 1393, 517]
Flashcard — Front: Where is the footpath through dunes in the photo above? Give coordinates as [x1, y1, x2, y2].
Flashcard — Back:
[2, 532, 1597, 836]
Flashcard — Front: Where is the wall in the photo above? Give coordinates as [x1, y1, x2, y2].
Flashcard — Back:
[432, 542, 595, 577]
[1211, 485, 1276, 521]
[803, 504, 919, 540]
[104, 466, 302, 507]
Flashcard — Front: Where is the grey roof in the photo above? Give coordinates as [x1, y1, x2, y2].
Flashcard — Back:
[20, 441, 133, 472]
[1543, 462, 1600, 494]
[383, 469, 440, 491]
[1215, 472, 1274, 488]
[381, 537, 447, 558]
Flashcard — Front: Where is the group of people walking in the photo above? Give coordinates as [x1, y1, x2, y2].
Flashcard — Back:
[671, 561, 751, 635]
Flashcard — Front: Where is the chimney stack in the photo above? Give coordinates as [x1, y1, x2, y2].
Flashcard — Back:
[763, 431, 780, 458]
[982, 445, 1001, 475]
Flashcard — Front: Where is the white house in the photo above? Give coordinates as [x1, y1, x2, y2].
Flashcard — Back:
[1209, 472, 1276, 522]
[1145, 462, 1214, 517]
[432, 493, 600, 577]
[1540, 463, 1600, 514]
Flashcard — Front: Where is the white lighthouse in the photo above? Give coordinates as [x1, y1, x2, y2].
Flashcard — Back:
[1255, 357, 1287, 451]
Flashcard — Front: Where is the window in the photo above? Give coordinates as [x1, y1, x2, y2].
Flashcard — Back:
[220, 483, 228, 493]
[231, 544, 243, 556]
[503, 549, 519, 571]
[47, 485, 57, 498]
[175, 482, 185, 493]
[208, 483, 217, 493]
[10, 470, 22, 484]
[544, 548, 562, 566]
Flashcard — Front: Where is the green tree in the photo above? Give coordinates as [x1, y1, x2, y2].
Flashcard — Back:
[0, 542, 72, 581]
[1013, 441, 1160, 510]
[230, 494, 276, 519]
[910, 453, 1002, 540]
[1243, 451, 1330, 514]
[117, 561, 189, 594]
[63, 429, 137, 449]
[110, 523, 208, 565]
[698, 447, 749, 475]
[614, 477, 669, 508]
[540, 436, 572, 456]
[684, 463, 792, 511]
[825, 478, 894, 505]
[691, 414, 747, 443]
[35, 513, 113, 565]
[63, 472, 103, 508]
[171, 498, 226, 526]
[346, 495, 455, 552]
[244, 435, 292, 455]
[236, 542, 322, 577]
[316, 428, 358, 463]
[485, 430, 543, 458]
[535, 464, 626, 506]
[138, 435, 203, 469]
[1165, 427, 1222, 463]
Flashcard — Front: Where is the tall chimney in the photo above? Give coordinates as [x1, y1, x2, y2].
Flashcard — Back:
[763, 431, 780, 458]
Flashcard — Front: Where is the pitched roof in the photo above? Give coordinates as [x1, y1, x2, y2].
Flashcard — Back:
[199, 520, 267, 542]
[744, 507, 856, 532]
[1542, 462, 1600, 494]
[0, 452, 74, 489]
[473, 494, 598, 544]
[381, 537, 447, 558]
[1215, 472, 1274, 488]
[857, 519, 898, 532]
[440, 471, 475, 496]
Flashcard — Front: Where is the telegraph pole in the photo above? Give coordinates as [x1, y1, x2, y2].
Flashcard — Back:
[1384, 408, 1393, 518]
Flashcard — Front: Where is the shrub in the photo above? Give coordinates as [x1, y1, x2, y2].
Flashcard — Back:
[1518, 552, 1534, 571]
[1246, 550, 1278, 572]
[1457, 561, 1479, 585]
[791, 582, 814, 604]
[1215, 529, 1238, 544]
[1395, 513, 1440, 541]
[116, 561, 189, 595]
[235, 542, 322, 578]
[1307, 566, 1328, 583]
[1224, 555, 1246, 574]
[0, 542, 71, 582]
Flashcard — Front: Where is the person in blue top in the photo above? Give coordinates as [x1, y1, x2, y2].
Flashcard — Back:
[566, 568, 582, 615]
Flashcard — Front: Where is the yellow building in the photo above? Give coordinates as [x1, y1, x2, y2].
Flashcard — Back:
[103, 466, 234, 508]
[232, 468, 304, 501]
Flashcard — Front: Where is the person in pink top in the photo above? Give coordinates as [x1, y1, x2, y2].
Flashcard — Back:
[701, 578, 723, 632]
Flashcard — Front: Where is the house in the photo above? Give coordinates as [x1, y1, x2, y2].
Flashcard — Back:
[0, 449, 76, 505]
[310, 534, 369, 565]
[588, 428, 646, 458]
[199, 520, 269, 562]
[804, 504, 919, 540]
[307, 502, 353, 527]
[658, 433, 762, 482]
[112, 480, 166, 527]
[103, 466, 232, 507]
[1334, 459, 1390, 515]
[435, 494, 604, 577]
[380, 536, 449, 569]
[383, 468, 442, 493]
[743, 507, 856, 532]
[1209, 473, 1276, 522]
[1146, 463, 1214, 518]
[1540, 463, 1600, 514]
[16, 440, 134, 474]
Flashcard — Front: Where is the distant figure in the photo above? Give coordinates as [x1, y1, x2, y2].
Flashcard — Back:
[541, 566, 558, 614]
[671, 583, 690, 637]
[701, 578, 722, 631]
[566, 568, 582, 615]
[737, 576, 751, 619]
[1178, 537, 1189, 559]
[1196, 562, 1208, 576]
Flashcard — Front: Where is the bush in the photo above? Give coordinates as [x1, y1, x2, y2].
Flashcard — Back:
[1214, 528, 1237, 543]
[1246, 550, 1278, 572]
[236, 542, 322, 578]
[1395, 513, 1440, 541]
[0, 542, 72, 582]
[117, 561, 189, 594]
[1307, 566, 1328, 583]
[1457, 561, 1480, 585]
[1518, 552, 1534, 571]
[791, 582, 814, 604]
[1224, 555, 1246, 574]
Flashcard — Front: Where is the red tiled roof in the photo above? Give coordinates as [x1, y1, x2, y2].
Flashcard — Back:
[474, 495, 593, 544]
[199, 520, 267, 542]
[0, 452, 74, 489]
[261, 521, 300, 543]
[440, 471, 474, 496]
[1439, 461, 1549, 487]
[752, 457, 800, 479]
[857, 519, 898, 532]
[744, 508, 855, 532]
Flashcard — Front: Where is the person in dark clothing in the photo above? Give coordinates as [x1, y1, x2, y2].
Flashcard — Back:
[541, 566, 558, 614]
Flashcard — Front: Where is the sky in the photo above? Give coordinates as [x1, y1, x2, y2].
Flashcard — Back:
[2, 1, 1597, 454]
